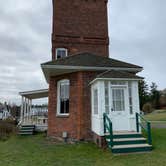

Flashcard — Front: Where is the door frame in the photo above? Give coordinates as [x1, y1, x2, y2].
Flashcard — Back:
[106, 81, 130, 131]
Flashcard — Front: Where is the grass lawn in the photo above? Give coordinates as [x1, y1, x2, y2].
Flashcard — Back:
[144, 109, 166, 121]
[0, 129, 166, 166]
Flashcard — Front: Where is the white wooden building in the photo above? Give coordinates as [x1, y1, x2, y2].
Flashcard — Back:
[91, 70, 142, 136]
[19, 89, 48, 131]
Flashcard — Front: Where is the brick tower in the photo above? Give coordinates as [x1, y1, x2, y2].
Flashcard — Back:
[43, 0, 111, 142]
[52, 0, 109, 59]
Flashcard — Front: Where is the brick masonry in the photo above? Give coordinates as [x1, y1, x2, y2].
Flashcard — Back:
[48, 0, 109, 142]
[93, 132, 107, 148]
[48, 71, 102, 141]
[52, 0, 109, 59]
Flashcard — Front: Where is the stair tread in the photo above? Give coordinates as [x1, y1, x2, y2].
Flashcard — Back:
[105, 132, 141, 136]
[112, 144, 152, 149]
[22, 125, 35, 126]
[20, 130, 33, 132]
[21, 128, 34, 130]
[114, 132, 141, 135]
[19, 133, 33, 135]
[113, 138, 146, 142]
[19, 131, 33, 133]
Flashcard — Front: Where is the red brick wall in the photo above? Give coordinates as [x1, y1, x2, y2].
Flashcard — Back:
[48, 0, 109, 142]
[52, 0, 109, 59]
[93, 132, 107, 148]
[48, 71, 101, 140]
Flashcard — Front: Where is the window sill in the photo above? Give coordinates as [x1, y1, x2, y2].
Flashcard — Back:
[56, 114, 70, 118]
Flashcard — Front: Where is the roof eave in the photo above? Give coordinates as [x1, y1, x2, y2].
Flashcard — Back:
[41, 64, 143, 71]
[19, 89, 49, 99]
[41, 64, 143, 83]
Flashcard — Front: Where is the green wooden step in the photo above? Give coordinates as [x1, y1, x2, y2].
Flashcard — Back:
[113, 132, 142, 139]
[107, 137, 147, 145]
[21, 126, 34, 128]
[105, 134, 142, 140]
[111, 144, 152, 154]
[20, 129, 34, 132]
[19, 130, 34, 135]
[21, 125, 35, 127]
[19, 132, 33, 135]
[19, 125, 35, 135]
[20, 128, 33, 131]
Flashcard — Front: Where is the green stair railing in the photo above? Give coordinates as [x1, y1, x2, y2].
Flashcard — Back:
[136, 112, 152, 145]
[103, 113, 113, 147]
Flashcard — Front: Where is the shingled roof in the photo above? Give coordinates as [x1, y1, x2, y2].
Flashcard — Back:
[41, 52, 142, 69]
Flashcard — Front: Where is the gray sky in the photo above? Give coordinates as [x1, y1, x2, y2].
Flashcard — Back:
[0, 0, 166, 104]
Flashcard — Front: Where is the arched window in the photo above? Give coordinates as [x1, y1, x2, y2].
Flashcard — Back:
[57, 79, 70, 115]
[56, 48, 68, 59]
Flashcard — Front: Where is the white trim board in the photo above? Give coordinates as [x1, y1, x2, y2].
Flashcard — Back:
[41, 64, 143, 72]
[90, 78, 143, 85]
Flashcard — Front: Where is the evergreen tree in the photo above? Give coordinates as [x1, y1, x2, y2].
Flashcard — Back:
[150, 82, 160, 109]
[139, 80, 150, 110]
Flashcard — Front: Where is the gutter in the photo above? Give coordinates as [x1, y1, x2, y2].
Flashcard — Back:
[41, 64, 143, 72]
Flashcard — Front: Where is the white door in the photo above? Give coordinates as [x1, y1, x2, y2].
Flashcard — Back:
[109, 87, 130, 131]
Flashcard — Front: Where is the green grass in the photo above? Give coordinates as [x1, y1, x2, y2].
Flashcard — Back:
[0, 129, 166, 166]
[144, 109, 166, 121]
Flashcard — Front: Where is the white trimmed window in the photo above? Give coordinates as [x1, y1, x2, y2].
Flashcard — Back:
[128, 82, 133, 114]
[57, 79, 70, 115]
[56, 48, 68, 59]
[93, 87, 98, 115]
[112, 88, 125, 111]
[104, 81, 109, 114]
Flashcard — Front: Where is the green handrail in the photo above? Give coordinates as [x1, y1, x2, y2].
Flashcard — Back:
[136, 112, 152, 145]
[103, 113, 113, 147]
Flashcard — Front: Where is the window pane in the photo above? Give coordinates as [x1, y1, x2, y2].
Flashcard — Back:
[105, 97, 109, 106]
[104, 81, 109, 114]
[105, 106, 109, 114]
[93, 89, 98, 115]
[112, 89, 125, 111]
[60, 84, 69, 99]
[61, 50, 66, 58]
[111, 81, 126, 85]
[59, 80, 70, 114]
[56, 48, 67, 59]
[128, 82, 133, 114]
[60, 100, 65, 114]
[60, 99, 69, 114]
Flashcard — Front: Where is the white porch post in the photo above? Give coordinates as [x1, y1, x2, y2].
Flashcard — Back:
[30, 99, 32, 124]
[27, 99, 29, 124]
[27, 99, 30, 124]
[23, 97, 26, 124]
[27, 99, 31, 124]
[25, 98, 28, 124]
[20, 96, 24, 123]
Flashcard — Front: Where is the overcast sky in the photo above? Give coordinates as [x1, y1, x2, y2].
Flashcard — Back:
[0, 0, 166, 104]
